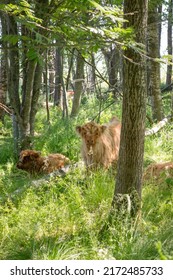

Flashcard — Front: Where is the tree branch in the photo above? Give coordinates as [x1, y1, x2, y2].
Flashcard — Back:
[145, 115, 172, 136]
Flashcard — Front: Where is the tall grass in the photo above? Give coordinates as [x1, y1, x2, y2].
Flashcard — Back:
[0, 97, 173, 260]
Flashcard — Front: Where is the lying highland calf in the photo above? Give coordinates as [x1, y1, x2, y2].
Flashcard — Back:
[16, 149, 70, 174]
[143, 161, 173, 181]
[76, 117, 121, 169]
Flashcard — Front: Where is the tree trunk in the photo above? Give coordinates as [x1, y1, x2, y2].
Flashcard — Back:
[0, 88, 6, 122]
[147, 6, 164, 121]
[20, 59, 37, 149]
[48, 47, 55, 99]
[112, 0, 148, 216]
[166, 0, 173, 88]
[62, 78, 68, 118]
[158, 5, 162, 49]
[102, 45, 120, 98]
[54, 46, 63, 107]
[3, 0, 51, 153]
[30, 63, 43, 136]
[71, 51, 84, 117]
[87, 53, 96, 94]
[44, 50, 50, 123]
[0, 10, 8, 122]
[6, 12, 21, 154]
[66, 49, 75, 91]
[21, 25, 43, 139]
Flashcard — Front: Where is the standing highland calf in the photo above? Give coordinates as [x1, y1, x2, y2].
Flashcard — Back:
[16, 150, 70, 174]
[76, 117, 121, 169]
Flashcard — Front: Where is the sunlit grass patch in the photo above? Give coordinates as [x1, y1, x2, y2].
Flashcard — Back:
[144, 125, 173, 165]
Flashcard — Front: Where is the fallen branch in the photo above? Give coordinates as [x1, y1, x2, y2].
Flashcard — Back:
[31, 164, 72, 187]
[145, 115, 172, 136]
[161, 83, 173, 93]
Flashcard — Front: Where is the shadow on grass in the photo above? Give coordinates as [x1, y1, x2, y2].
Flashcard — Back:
[0, 227, 98, 260]
[0, 165, 40, 205]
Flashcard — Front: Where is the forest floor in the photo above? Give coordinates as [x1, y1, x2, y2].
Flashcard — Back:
[0, 99, 173, 260]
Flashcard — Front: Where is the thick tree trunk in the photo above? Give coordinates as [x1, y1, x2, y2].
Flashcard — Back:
[112, 0, 148, 216]
[166, 0, 173, 88]
[6, 13, 21, 154]
[158, 5, 162, 49]
[147, 7, 164, 121]
[71, 52, 84, 117]
[20, 60, 37, 149]
[0, 10, 8, 122]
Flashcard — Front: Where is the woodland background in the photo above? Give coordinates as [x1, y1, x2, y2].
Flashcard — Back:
[0, 0, 173, 260]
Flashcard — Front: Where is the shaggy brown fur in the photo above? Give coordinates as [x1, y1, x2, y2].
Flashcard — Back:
[143, 161, 173, 181]
[16, 149, 70, 174]
[76, 117, 121, 169]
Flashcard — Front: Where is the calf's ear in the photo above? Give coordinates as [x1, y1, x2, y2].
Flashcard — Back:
[30, 151, 41, 159]
[34, 151, 41, 157]
[101, 125, 107, 133]
[76, 126, 82, 134]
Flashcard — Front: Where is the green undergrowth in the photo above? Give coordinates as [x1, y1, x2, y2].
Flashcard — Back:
[0, 98, 173, 260]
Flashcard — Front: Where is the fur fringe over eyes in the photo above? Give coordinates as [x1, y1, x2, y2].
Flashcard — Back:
[76, 117, 121, 169]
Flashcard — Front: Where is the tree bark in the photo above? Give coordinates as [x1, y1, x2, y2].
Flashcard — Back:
[112, 0, 148, 216]
[30, 63, 43, 136]
[6, 12, 21, 154]
[166, 0, 173, 88]
[66, 49, 75, 91]
[71, 51, 85, 117]
[54, 46, 63, 107]
[158, 5, 162, 49]
[48, 47, 55, 98]
[0, 9, 8, 122]
[102, 45, 120, 98]
[147, 6, 164, 121]
[44, 50, 50, 123]
[62, 78, 69, 118]
[88, 53, 96, 94]
[20, 59, 37, 149]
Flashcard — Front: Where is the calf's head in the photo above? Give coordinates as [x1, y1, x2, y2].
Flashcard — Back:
[16, 150, 41, 171]
[76, 121, 107, 150]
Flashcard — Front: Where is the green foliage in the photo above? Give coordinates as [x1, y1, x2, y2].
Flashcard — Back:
[1, 1, 42, 23]
[149, 0, 165, 10]
[26, 48, 44, 63]
[0, 117, 14, 164]
[0, 0, 134, 55]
